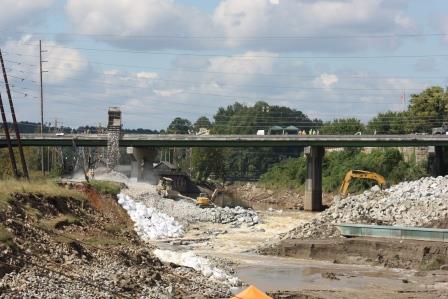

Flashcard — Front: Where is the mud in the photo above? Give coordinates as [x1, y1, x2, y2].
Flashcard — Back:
[259, 237, 448, 271]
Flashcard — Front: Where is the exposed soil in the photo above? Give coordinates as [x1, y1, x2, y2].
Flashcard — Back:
[268, 288, 448, 299]
[0, 182, 231, 298]
[259, 237, 448, 271]
[224, 182, 334, 210]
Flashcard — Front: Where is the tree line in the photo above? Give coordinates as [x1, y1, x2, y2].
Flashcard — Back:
[165, 86, 448, 182]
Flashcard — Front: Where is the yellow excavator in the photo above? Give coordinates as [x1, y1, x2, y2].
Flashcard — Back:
[339, 170, 387, 197]
[196, 188, 221, 208]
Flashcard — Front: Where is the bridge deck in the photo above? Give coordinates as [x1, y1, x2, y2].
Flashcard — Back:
[2, 133, 448, 147]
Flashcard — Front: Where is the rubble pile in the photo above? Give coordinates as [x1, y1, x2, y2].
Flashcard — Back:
[154, 249, 240, 286]
[1, 245, 231, 298]
[118, 193, 185, 240]
[127, 186, 259, 228]
[0, 185, 232, 298]
[281, 176, 448, 240]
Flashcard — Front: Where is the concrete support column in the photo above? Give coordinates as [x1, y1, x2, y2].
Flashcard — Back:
[304, 146, 324, 211]
[431, 146, 445, 177]
[127, 147, 158, 183]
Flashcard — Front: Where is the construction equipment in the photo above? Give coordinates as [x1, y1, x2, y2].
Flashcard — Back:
[196, 192, 210, 207]
[156, 177, 179, 198]
[339, 170, 387, 197]
[196, 188, 221, 207]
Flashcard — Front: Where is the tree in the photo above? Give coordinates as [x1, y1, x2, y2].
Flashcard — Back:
[319, 118, 364, 135]
[367, 111, 409, 134]
[208, 101, 320, 178]
[192, 147, 225, 181]
[193, 116, 212, 132]
[408, 86, 448, 133]
[166, 117, 192, 134]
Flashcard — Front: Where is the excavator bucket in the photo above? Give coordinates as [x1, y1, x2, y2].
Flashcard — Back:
[230, 285, 272, 299]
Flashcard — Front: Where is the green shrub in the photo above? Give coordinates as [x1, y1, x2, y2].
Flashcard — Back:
[260, 148, 428, 193]
[87, 180, 121, 197]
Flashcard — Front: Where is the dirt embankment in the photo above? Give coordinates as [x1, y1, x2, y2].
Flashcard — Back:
[224, 182, 333, 210]
[260, 237, 448, 271]
[0, 181, 231, 298]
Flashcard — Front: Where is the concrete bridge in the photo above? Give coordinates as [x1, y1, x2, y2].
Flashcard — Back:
[2, 133, 448, 148]
[2, 133, 448, 211]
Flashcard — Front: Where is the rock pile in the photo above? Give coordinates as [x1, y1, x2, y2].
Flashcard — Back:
[118, 193, 184, 240]
[1, 246, 232, 298]
[128, 186, 259, 228]
[154, 249, 240, 286]
[281, 176, 448, 240]
[0, 186, 232, 298]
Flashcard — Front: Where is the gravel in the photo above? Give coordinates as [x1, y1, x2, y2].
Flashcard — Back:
[125, 184, 259, 228]
[280, 175, 448, 240]
[0, 247, 232, 298]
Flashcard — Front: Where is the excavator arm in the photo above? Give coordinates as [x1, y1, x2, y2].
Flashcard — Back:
[339, 170, 387, 197]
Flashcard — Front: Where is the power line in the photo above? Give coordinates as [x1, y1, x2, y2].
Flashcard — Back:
[4, 48, 448, 82]
[32, 44, 448, 60]
[3, 30, 448, 40]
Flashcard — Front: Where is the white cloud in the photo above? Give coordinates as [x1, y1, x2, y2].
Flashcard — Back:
[2, 36, 88, 84]
[103, 69, 119, 76]
[207, 51, 278, 85]
[65, 0, 414, 52]
[0, 0, 54, 30]
[213, 0, 414, 51]
[136, 71, 158, 80]
[154, 89, 183, 97]
[45, 45, 88, 84]
[65, 0, 219, 50]
[314, 73, 338, 88]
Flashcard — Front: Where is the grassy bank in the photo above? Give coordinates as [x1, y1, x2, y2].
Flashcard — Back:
[0, 178, 132, 250]
[0, 180, 87, 210]
[87, 180, 122, 197]
[260, 148, 428, 194]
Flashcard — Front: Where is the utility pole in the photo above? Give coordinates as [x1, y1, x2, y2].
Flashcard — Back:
[0, 49, 29, 180]
[402, 88, 406, 111]
[39, 40, 45, 174]
[0, 91, 19, 178]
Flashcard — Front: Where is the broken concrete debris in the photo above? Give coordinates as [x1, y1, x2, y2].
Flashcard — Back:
[280, 175, 448, 241]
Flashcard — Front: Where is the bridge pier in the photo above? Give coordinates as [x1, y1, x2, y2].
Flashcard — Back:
[127, 147, 158, 183]
[304, 146, 324, 211]
[430, 146, 445, 177]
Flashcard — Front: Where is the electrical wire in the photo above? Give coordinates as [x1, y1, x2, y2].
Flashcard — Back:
[3, 48, 448, 86]
[4, 30, 448, 40]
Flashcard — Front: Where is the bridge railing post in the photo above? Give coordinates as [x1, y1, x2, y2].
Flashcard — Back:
[304, 146, 324, 211]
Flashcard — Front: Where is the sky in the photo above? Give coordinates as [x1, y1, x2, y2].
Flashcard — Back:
[0, 0, 448, 130]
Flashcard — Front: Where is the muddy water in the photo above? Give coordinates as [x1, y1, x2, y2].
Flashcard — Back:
[227, 254, 412, 293]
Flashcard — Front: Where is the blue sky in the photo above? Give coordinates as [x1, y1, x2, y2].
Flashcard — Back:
[1, 0, 448, 129]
